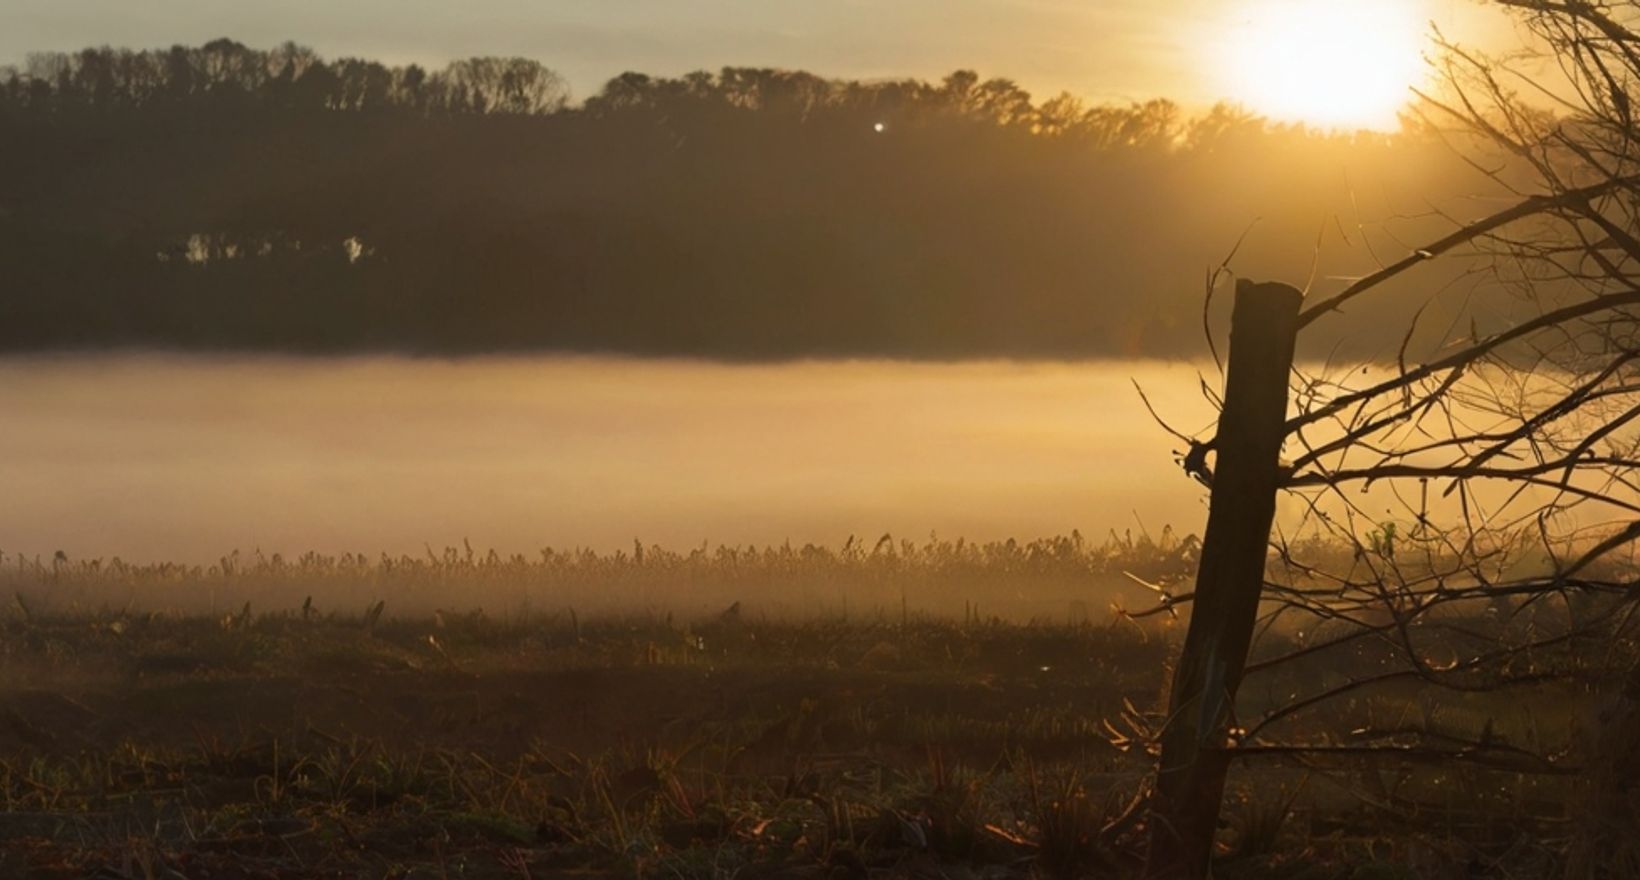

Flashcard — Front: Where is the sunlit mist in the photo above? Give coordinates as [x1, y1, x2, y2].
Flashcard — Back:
[0, 356, 1216, 563]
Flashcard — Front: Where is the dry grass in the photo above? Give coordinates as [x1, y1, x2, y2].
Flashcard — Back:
[0, 530, 1199, 623]
[0, 536, 1626, 878]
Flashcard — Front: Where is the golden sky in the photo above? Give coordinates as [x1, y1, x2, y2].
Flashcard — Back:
[2, 0, 1513, 127]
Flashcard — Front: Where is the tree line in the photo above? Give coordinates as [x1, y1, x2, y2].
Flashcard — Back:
[2, 39, 570, 115]
[0, 40, 1494, 358]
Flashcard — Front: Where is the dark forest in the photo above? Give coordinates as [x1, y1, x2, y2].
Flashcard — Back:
[0, 39, 1491, 358]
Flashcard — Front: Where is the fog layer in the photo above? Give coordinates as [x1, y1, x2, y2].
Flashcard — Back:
[0, 356, 1216, 563]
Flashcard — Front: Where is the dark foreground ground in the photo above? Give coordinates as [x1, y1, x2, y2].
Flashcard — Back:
[0, 608, 1580, 879]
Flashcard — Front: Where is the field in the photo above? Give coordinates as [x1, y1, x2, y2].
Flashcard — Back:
[0, 537, 1608, 879]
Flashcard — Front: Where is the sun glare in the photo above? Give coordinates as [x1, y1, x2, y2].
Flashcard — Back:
[1217, 0, 1428, 131]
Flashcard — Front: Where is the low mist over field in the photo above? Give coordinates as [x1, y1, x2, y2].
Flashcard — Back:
[0, 355, 1214, 563]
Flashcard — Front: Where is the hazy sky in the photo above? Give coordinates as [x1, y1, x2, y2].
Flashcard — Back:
[2, 0, 1512, 108]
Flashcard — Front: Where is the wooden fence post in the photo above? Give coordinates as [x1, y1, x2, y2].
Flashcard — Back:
[1147, 279, 1302, 878]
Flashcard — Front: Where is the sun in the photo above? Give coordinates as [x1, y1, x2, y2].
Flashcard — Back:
[1216, 0, 1429, 131]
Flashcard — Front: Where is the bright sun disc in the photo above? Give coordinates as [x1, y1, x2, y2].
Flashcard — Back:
[1218, 0, 1427, 131]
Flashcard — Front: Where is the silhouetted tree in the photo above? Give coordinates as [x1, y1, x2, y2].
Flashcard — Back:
[1131, 4, 1640, 876]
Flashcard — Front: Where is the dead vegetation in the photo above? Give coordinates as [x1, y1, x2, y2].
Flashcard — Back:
[0, 564, 1628, 879]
